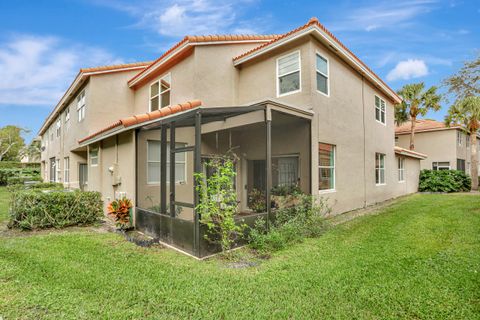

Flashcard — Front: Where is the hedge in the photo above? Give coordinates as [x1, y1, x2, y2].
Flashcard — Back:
[9, 190, 103, 230]
[0, 168, 41, 186]
[7, 182, 64, 192]
[419, 169, 471, 193]
[0, 161, 40, 169]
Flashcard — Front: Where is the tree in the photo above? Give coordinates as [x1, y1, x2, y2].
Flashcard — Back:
[20, 138, 41, 163]
[0, 126, 27, 161]
[396, 83, 442, 150]
[445, 96, 480, 191]
[443, 54, 480, 103]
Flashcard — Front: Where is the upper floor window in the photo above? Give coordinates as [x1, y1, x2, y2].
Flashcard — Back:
[319, 143, 335, 191]
[150, 73, 171, 111]
[375, 96, 386, 125]
[90, 147, 99, 166]
[316, 53, 329, 96]
[77, 90, 86, 122]
[375, 153, 386, 185]
[65, 107, 70, 122]
[457, 131, 462, 146]
[398, 157, 405, 182]
[277, 51, 300, 96]
[56, 119, 61, 138]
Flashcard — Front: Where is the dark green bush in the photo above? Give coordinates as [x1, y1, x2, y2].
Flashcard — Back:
[9, 190, 103, 230]
[7, 182, 64, 192]
[0, 161, 40, 169]
[419, 170, 471, 193]
[249, 194, 331, 253]
[0, 167, 41, 185]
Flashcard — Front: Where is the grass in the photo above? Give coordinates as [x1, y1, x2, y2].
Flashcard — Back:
[0, 189, 479, 319]
[0, 187, 9, 222]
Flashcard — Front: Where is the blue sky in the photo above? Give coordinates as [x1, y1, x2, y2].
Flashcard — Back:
[0, 0, 478, 142]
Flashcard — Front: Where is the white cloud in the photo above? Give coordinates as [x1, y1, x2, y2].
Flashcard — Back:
[387, 59, 429, 81]
[0, 35, 123, 106]
[331, 0, 438, 32]
[94, 0, 265, 37]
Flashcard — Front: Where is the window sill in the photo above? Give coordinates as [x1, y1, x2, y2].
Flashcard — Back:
[277, 89, 301, 98]
[319, 189, 336, 194]
[316, 89, 329, 98]
[375, 120, 387, 126]
[375, 183, 386, 186]
[398, 180, 405, 183]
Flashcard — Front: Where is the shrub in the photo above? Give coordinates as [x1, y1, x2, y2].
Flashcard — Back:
[7, 182, 64, 192]
[107, 197, 133, 230]
[247, 188, 266, 213]
[0, 167, 41, 185]
[9, 190, 103, 230]
[195, 157, 244, 253]
[419, 170, 471, 192]
[249, 194, 331, 254]
[0, 161, 40, 169]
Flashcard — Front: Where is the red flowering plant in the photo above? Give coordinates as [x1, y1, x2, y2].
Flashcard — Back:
[107, 197, 133, 230]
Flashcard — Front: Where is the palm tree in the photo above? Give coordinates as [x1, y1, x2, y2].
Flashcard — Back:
[396, 83, 442, 150]
[445, 96, 480, 191]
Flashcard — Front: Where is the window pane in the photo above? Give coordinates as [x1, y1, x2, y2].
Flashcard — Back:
[380, 169, 385, 183]
[381, 110, 385, 124]
[175, 163, 185, 182]
[278, 52, 299, 76]
[161, 90, 170, 108]
[375, 96, 380, 107]
[279, 71, 300, 94]
[319, 168, 334, 190]
[319, 143, 334, 166]
[148, 141, 160, 162]
[160, 75, 171, 93]
[151, 96, 159, 111]
[316, 55, 328, 75]
[316, 73, 328, 94]
[277, 157, 298, 186]
[148, 162, 160, 183]
[375, 108, 380, 121]
[151, 82, 159, 97]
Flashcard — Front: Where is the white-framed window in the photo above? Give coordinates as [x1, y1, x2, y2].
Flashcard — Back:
[432, 161, 450, 170]
[77, 90, 86, 122]
[457, 131, 462, 146]
[56, 119, 61, 138]
[150, 73, 171, 111]
[147, 140, 187, 184]
[398, 157, 405, 182]
[90, 147, 99, 166]
[65, 107, 70, 122]
[55, 159, 61, 182]
[50, 128, 53, 141]
[375, 95, 386, 125]
[64, 157, 70, 184]
[277, 51, 301, 96]
[319, 143, 335, 191]
[316, 53, 329, 96]
[375, 153, 386, 185]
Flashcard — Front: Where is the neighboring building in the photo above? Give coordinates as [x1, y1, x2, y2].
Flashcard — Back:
[395, 119, 479, 174]
[39, 18, 426, 256]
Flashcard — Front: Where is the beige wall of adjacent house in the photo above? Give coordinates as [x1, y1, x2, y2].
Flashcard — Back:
[396, 129, 458, 170]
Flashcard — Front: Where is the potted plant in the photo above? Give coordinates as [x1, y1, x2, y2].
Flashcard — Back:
[107, 197, 133, 231]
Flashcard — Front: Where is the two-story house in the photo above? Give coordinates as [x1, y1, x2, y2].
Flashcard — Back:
[395, 119, 479, 174]
[40, 18, 426, 257]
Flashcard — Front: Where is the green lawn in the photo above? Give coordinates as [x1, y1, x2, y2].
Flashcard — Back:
[0, 190, 479, 319]
[0, 187, 9, 222]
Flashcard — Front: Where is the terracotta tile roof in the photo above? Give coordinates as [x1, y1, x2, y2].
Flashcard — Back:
[80, 61, 152, 73]
[395, 119, 460, 135]
[233, 17, 401, 103]
[78, 100, 202, 144]
[128, 34, 280, 87]
[394, 146, 427, 160]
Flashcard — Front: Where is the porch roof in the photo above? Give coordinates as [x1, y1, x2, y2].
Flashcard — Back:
[394, 146, 427, 160]
[78, 99, 313, 146]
